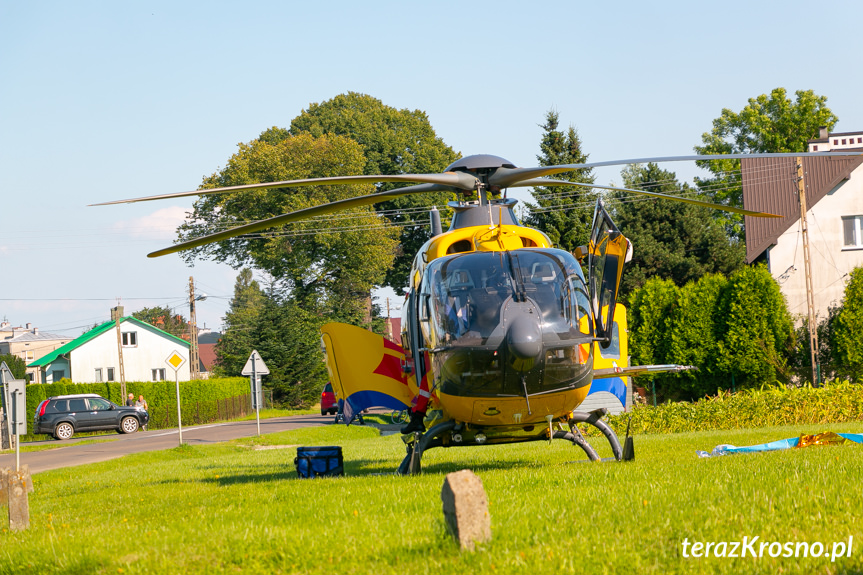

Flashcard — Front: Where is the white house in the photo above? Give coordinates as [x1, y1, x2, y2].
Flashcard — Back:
[742, 132, 863, 322]
[28, 317, 191, 383]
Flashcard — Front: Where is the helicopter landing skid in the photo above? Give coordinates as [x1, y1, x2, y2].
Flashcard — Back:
[397, 420, 457, 476]
[568, 410, 625, 461]
[396, 412, 631, 475]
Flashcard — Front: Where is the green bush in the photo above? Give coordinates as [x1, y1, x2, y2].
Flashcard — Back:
[628, 265, 794, 400]
[603, 381, 863, 435]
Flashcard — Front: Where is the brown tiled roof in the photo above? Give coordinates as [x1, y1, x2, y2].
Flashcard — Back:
[198, 343, 218, 371]
[743, 155, 863, 263]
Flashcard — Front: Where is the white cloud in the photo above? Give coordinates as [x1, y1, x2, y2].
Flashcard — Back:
[112, 206, 190, 240]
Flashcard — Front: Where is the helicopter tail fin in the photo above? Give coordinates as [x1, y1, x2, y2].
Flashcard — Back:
[320, 322, 414, 417]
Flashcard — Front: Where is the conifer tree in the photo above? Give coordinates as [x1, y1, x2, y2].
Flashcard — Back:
[523, 110, 595, 252]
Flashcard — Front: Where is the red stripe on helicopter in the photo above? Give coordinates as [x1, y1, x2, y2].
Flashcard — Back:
[373, 349, 408, 384]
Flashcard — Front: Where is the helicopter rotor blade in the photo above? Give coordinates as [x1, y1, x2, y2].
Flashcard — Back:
[91, 172, 478, 206]
[489, 151, 863, 189]
[518, 177, 781, 218]
[147, 182, 451, 258]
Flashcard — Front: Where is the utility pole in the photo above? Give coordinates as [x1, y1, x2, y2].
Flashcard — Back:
[386, 297, 392, 342]
[796, 158, 820, 385]
[189, 277, 200, 380]
[111, 304, 126, 400]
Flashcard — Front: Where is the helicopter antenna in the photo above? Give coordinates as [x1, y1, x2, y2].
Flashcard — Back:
[429, 206, 442, 237]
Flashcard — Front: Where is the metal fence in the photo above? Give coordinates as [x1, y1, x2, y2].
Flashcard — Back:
[148, 391, 274, 430]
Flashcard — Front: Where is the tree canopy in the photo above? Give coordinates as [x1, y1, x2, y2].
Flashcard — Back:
[214, 268, 265, 378]
[611, 163, 744, 301]
[0, 353, 26, 380]
[523, 111, 595, 252]
[694, 88, 838, 237]
[178, 132, 399, 319]
[131, 306, 190, 339]
[214, 269, 329, 405]
[289, 92, 461, 288]
[831, 267, 863, 379]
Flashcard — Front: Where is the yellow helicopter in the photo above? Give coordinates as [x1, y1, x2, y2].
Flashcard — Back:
[96, 150, 839, 474]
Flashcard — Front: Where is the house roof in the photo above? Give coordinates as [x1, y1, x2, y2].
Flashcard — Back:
[743, 154, 863, 263]
[28, 316, 190, 368]
[6, 331, 69, 343]
[198, 343, 218, 371]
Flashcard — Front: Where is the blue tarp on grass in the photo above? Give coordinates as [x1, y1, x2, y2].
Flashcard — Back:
[697, 433, 863, 458]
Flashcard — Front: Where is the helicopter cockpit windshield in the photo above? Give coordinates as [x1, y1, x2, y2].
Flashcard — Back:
[419, 249, 594, 398]
[420, 249, 592, 346]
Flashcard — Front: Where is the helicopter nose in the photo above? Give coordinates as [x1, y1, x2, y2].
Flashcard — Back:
[506, 310, 542, 361]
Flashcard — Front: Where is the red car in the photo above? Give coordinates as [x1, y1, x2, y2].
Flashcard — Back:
[321, 382, 338, 416]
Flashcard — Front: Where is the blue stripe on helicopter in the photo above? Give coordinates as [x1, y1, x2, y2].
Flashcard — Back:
[588, 376, 627, 406]
[341, 390, 409, 423]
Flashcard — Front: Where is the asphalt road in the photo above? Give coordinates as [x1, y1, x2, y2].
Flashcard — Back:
[0, 413, 336, 474]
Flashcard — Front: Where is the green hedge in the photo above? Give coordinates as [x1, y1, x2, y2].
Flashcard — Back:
[25, 377, 250, 425]
[602, 381, 863, 435]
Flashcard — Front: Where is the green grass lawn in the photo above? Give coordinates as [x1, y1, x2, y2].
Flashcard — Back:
[2, 422, 862, 574]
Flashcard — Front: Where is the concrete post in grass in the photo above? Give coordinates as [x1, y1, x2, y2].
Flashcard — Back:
[2, 465, 34, 531]
[441, 469, 491, 551]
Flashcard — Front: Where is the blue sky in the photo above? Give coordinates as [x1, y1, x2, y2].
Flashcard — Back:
[2, 0, 863, 335]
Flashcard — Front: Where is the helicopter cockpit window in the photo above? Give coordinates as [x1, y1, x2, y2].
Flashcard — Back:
[508, 250, 591, 337]
[421, 250, 591, 346]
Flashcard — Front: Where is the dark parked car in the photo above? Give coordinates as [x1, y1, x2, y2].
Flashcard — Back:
[321, 383, 338, 416]
[34, 393, 150, 440]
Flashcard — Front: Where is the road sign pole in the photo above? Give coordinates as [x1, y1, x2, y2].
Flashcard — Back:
[252, 355, 261, 436]
[1, 366, 13, 451]
[165, 351, 187, 447]
[255, 375, 261, 436]
[242, 351, 269, 437]
[175, 370, 183, 445]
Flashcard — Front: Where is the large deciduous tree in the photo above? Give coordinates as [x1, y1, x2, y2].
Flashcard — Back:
[524, 110, 595, 252]
[694, 88, 838, 237]
[611, 163, 744, 301]
[288, 92, 461, 288]
[178, 132, 399, 320]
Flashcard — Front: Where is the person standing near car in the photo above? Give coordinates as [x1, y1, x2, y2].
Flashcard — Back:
[125, 393, 135, 407]
[136, 394, 149, 430]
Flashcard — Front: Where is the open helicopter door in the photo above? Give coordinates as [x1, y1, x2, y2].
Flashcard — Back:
[588, 200, 632, 346]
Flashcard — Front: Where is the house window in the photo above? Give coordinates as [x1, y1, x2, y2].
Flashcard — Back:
[25, 350, 34, 360]
[107, 367, 115, 381]
[834, 139, 839, 145]
[52, 370, 65, 382]
[843, 216, 863, 248]
[122, 331, 137, 347]
[95, 368, 103, 382]
[152, 368, 166, 381]
[813, 145, 818, 151]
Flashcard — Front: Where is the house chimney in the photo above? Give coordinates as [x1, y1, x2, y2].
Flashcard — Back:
[819, 126, 829, 139]
[26, 323, 32, 330]
[32, 327, 39, 335]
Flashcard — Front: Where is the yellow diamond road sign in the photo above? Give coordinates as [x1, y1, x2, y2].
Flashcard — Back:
[166, 350, 186, 371]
